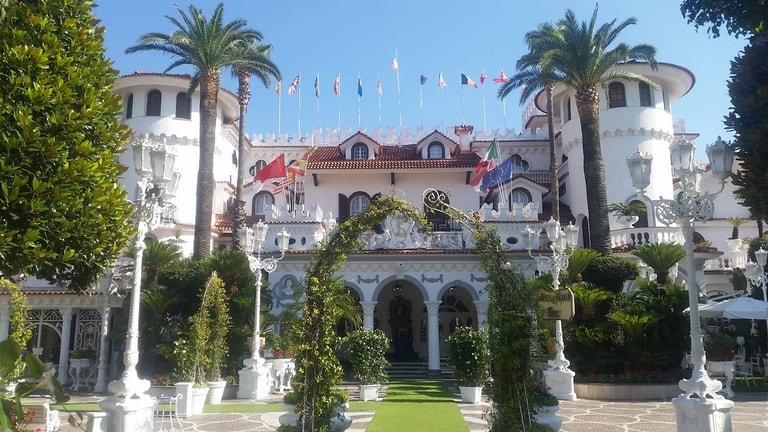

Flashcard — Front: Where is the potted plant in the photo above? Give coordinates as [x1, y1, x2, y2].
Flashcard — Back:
[344, 329, 390, 401]
[704, 332, 736, 361]
[447, 326, 490, 403]
[608, 201, 646, 228]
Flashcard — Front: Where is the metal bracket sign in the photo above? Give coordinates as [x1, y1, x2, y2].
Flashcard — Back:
[538, 288, 575, 320]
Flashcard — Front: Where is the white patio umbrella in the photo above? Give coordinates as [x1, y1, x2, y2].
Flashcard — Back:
[698, 296, 768, 346]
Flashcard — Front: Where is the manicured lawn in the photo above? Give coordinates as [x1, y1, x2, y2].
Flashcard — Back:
[365, 380, 468, 432]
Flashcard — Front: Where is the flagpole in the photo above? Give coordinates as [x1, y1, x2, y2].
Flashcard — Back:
[337, 73, 341, 133]
[502, 98, 507, 130]
[357, 73, 362, 130]
[316, 72, 320, 116]
[394, 49, 402, 128]
[377, 74, 382, 130]
[439, 71, 444, 129]
[481, 70, 487, 132]
[419, 79, 423, 128]
[277, 81, 282, 136]
[297, 73, 302, 137]
[461, 71, 465, 125]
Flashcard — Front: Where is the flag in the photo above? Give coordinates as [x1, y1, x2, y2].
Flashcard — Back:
[493, 69, 509, 84]
[253, 154, 287, 192]
[333, 74, 340, 95]
[420, 74, 428, 85]
[275, 80, 281, 94]
[479, 157, 514, 191]
[288, 74, 300, 95]
[479, 71, 487, 85]
[357, 77, 363, 97]
[376, 79, 382, 96]
[461, 73, 477, 88]
[272, 177, 293, 195]
[314, 74, 320, 98]
[475, 138, 499, 172]
[391, 56, 398, 71]
[286, 153, 308, 180]
[438, 72, 446, 88]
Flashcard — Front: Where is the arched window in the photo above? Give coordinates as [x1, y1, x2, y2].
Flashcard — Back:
[639, 82, 653, 107]
[125, 93, 133, 119]
[250, 160, 267, 177]
[608, 82, 626, 108]
[351, 143, 369, 160]
[146, 89, 162, 116]
[427, 141, 445, 159]
[349, 193, 371, 216]
[252, 192, 274, 220]
[566, 97, 572, 121]
[175, 92, 191, 119]
[510, 154, 530, 171]
[510, 188, 531, 206]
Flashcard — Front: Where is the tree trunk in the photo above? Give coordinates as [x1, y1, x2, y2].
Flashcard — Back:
[192, 70, 220, 260]
[575, 84, 611, 254]
[546, 84, 559, 224]
[232, 70, 251, 251]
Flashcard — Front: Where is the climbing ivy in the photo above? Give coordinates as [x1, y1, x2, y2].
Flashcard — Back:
[292, 194, 426, 432]
[432, 195, 553, 430]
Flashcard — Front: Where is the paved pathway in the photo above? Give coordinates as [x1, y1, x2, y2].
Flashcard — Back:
[50, 391, 768, 432]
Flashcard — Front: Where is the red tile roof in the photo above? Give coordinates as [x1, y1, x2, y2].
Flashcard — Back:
[307, 145, 480, 170]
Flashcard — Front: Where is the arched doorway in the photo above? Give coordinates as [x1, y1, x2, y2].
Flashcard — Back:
[377, 279, 425, 362]
[433, 286, 475, 355]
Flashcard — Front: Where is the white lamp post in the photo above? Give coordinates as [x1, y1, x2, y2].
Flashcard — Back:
[100, 138, 177, 432]
[627, 137, 735, 432]
[523, 217, 579, 400]
[236, 221, 290, 400]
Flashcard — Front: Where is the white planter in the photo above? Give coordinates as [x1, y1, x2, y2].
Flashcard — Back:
[359, 384, 379, 401]
[206, 380, 227, 405]
[459, 385, 483, 404]
[616, 215, 639, 229]
[189, 387, 209, 414]
[534, 405, 562, 431]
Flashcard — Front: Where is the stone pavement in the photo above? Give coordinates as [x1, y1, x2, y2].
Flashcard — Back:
[50, 391, 768, 432]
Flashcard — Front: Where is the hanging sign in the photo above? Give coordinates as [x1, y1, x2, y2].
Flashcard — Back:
[538, 288, 575, 320]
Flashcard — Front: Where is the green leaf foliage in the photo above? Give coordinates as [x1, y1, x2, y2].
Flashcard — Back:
[0, 0, 134, 291]
[344, 329, 390, 385]
[680, 0, 767, 37]
[728, 35, 768, 226]
[631, 242, 686, 285]
[447, 326, 490, 387]
[582, 255, 640, 292]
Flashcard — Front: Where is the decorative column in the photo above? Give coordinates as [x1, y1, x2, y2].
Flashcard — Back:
[473, 301, 489, 330]
[360, 301, 377, 330]
[57, 308, 73, 384]
[425, 301, 442, 375]
[0, 305, 9, 340]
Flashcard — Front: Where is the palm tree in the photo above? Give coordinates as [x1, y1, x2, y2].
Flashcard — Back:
[500, 7, 657, 254]
[126, 3, 278, 259]
[232, 42, 280, 250]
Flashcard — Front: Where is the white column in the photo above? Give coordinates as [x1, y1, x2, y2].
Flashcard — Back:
[95, 294, 112, 393]
[0, 305, 10, 340]
[473, 301, 489, 330]
[57, 308, 73, 384]
[360, 301, 377, 330]
[425, 301, 442, 373]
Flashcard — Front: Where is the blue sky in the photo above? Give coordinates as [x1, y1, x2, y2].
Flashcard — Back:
[95, 1, 746, 157]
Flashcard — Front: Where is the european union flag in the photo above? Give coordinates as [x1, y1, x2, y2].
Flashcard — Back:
[479, 157, 513, 191]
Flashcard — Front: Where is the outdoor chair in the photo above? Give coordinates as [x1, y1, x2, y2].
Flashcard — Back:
[749, 356, 762, 376]
[733, 358, 755, 387]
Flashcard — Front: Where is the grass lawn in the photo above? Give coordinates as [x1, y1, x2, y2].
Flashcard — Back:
[365, 380, 468, 432]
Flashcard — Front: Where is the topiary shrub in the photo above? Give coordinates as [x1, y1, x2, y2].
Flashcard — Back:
[344, 329, 390, 386]
[582, 255, 640, 293]
[447, 326, 490, 387]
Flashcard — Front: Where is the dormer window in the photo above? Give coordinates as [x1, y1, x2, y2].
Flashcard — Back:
[351, 143, 369, 160]
[427, 141, 445, 159]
